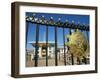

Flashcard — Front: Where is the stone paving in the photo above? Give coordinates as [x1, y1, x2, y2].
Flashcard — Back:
[26, 58, 65, 67]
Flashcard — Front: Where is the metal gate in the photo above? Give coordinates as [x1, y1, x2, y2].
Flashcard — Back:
[26, 13, 89, 67]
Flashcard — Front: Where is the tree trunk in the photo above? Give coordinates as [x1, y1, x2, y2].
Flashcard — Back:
[71, 54, 74, 65]
[77, 57, 81, 65]
[83, 56, 87, 64]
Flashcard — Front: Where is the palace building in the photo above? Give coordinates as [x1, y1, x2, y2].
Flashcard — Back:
[26, 41, 55, 61]
[26, 41, 68, 61]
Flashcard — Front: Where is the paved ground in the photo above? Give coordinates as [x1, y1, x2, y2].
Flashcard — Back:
[26, 58, 65, 67]
[26, 58, 90, 67]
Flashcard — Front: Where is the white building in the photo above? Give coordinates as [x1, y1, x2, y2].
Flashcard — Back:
[27, 41, 69, 61]
[28, 41, 55, 59]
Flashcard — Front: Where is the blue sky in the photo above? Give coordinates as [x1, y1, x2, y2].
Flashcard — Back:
[26, 12, 90, 49]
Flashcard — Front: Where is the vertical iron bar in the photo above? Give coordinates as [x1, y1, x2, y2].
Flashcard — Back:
[69, 28, 72, 35]
[85, 31, 89, 64]
[69, 28, 74, 65]
[46, 25, 48, 66]
[26, 21, 29, 65]
[26, 21, 29, 51]
[83, 56, 87, 64]
[34, 24, 39, 67]
[86, 31, 89, 42]
[71, 54, 74, 65]
[63, 28, 66, 65]
[74, 29, 77, 32]
[55, 26, 58, 66]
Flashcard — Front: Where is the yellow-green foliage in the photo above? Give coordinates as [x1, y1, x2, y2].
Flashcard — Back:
[66, 30, 89, 58]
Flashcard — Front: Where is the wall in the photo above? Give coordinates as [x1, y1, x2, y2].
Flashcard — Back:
[0, 0, 100, 80]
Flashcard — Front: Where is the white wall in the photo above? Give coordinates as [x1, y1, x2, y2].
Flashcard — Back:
[0, 0, 100, 80]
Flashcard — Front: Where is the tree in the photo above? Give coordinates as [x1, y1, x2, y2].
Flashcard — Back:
[66, 29, 89, 64]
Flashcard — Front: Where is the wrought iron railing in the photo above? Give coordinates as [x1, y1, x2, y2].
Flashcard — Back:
[26, 14, 89, 67]
[26, 15, 89, 31]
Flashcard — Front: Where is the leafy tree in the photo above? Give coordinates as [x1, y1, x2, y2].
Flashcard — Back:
[66, 29, 89, 64]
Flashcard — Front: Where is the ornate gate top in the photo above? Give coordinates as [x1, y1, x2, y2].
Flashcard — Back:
[26, 15, 89, 31]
